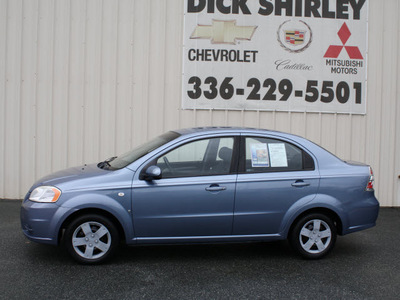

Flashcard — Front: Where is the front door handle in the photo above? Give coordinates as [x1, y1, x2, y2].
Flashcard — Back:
[205, 185, 227, 192]
[291, 180, 310, 188]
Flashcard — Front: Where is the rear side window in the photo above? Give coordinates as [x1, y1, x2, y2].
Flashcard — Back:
[242, 137, 314, 173]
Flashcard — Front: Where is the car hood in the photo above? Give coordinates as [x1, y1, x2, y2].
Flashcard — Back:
[32, 163, 134, 192]
[37, 163, 104, 184]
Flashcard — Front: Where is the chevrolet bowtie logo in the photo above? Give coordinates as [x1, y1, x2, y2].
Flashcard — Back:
[190, 20, 257, 45]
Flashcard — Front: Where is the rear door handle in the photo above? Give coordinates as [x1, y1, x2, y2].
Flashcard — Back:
[291, 180, 310, 188]
[205, 185, 226, 192]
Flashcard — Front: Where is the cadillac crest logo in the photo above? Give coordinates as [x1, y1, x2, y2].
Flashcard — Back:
[277, 20, 312, 53]
[285, 30, 306, 45]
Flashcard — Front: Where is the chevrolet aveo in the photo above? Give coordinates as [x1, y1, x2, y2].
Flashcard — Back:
[21, 127, 379, 263]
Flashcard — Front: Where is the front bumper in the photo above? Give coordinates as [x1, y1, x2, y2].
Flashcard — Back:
[20, 198, 70, 245]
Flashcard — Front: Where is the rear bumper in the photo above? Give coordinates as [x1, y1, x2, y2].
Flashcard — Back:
[342, 193, 379, 235]
[343, 222, 376, 235]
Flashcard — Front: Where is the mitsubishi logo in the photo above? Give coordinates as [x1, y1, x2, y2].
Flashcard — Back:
[324, 22, 363, 60]
[190, 20, 257, 45]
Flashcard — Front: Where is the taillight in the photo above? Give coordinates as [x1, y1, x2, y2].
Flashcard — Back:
[366, 167, 374, 191]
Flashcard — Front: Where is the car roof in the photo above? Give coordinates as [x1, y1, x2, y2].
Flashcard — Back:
[172, 127, 310, 143]
[173, 126, 282, 136]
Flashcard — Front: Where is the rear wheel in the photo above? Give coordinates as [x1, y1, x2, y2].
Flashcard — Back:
[290, 213, 337, 259]
[64, 214, 119, 264]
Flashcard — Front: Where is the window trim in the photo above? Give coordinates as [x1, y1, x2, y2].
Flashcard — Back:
[238, 136, 315, 174]
[139, 136, 240, 180]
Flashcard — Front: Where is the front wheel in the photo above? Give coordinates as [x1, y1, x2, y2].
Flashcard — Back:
[289, 213, 337, 259]
[64, 214, 119, 264]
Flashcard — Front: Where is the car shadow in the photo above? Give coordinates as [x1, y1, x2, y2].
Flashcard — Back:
[22, 235, 371, 265]
[113, 240, 295, 264]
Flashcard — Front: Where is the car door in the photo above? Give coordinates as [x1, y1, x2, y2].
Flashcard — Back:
[131, 135, 239, 240]
[233, 135, 320, 235]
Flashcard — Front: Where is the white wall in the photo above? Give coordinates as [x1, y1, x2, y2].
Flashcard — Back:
[0, 0, 399, 206]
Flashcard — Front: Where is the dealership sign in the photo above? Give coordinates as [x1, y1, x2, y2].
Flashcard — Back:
[182, 0, 368, 114]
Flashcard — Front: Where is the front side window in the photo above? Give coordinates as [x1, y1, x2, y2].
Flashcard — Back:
[242, 136, 314, 173]
[156, 137, 234, 178]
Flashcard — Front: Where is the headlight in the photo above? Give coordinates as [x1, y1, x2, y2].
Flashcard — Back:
[29, 186, 61, 203]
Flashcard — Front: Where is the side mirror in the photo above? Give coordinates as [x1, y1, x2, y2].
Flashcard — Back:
[143, 165, 162, 181]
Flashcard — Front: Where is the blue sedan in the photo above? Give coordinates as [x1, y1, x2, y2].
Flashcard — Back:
[21, 127, 379, 263]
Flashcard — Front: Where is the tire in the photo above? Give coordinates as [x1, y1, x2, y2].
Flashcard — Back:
[289, 213, 337, 259]
[64, 214, 119, 264]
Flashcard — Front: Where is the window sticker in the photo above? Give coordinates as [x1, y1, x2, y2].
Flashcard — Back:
[250, 143, 270, 167]
[268, 143, 288, 167]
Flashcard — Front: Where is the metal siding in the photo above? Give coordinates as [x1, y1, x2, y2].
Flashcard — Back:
[52, 0, 70, 174]
[0, 0, 399, 206]
[379, 0, 398, 206]
[20, 0, 39, 196]
[396, 1, 400, 207]
[83, 0, 102, 163]
[35, 0, 54, 184]
[115, 0, 134, 155]
[366, 0, 383, 204]
[131, 0, 150, 146]
[320, 113, 336, 155]
[4, 0, 22, 198]
[305, 113, 322, 146]
[0, 0, 6, 198]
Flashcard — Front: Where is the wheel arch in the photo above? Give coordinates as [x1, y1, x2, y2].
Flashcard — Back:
[58, 208, 126, 245]
[288, 207, 343, 238]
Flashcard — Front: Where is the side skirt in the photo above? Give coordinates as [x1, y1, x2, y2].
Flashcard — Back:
[127, 234, 284, 245]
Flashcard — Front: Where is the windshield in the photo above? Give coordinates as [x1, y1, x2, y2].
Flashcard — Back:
[103, 131, 180, 170]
